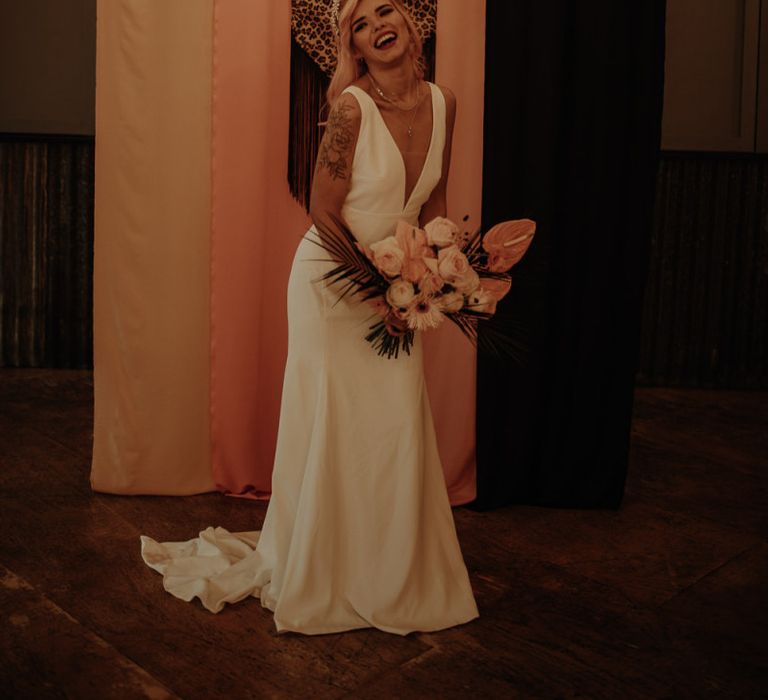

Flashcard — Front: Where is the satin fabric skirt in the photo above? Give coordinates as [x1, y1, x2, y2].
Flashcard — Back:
[140, 232, 480, 635]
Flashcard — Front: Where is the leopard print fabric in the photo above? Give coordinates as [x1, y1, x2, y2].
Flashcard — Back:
[291, 0, 437, 76]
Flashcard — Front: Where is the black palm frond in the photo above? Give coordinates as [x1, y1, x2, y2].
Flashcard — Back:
[305, 214, 388, 306]
[365, 319, 414, 359]
[446, 306, 528, 361]
[461, 227, 485, 265]
[476, 311, 531, 361]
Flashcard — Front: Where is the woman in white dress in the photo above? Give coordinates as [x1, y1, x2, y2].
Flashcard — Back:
[140, 0, 480, 636]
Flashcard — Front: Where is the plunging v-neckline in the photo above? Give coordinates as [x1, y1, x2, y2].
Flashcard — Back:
[363, 83, 436, 212]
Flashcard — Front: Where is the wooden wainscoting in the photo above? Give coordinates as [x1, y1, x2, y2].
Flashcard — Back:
[1, 138, 766, 389]
[0, 135, 94, 368]
[637, 152, 768, 389]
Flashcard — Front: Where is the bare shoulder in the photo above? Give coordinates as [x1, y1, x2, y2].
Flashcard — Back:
[315, 91, 362, 183]
[435, 83, 457, 110]
[434, 83, 456, 133]
[327, 90, 362, 125]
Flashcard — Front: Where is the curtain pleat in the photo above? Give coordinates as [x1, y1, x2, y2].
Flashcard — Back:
[90, 0, 215, 495]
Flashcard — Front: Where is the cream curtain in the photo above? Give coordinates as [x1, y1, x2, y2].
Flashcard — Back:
[91, 0, 215, 494]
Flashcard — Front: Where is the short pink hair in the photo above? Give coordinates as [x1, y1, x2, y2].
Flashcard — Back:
[326, 0, 426, 106]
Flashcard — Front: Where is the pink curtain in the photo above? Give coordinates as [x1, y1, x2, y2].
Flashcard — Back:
[210, 0, 487, 505]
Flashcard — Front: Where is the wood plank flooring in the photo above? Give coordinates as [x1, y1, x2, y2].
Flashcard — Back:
[0, 369, 765, 699]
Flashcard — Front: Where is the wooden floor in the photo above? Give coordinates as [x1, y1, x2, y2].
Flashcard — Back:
[0, 369, 765, 699]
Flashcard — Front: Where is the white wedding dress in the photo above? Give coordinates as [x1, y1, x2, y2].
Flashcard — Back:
[140, 82, 480, 635]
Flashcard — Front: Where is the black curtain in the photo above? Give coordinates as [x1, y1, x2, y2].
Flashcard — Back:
[474, 1, 667, 509]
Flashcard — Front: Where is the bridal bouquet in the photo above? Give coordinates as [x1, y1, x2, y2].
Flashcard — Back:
[308, 214, 536, 358]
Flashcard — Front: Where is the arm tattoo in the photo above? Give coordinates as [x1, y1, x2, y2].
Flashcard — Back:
[318, 102, 355, 180]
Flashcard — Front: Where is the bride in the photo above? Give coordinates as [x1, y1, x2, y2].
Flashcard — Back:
[140, 0, 480, 636]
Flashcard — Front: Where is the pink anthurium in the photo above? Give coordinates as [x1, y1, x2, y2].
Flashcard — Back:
[394, 220, 430, 283]
[480, 276, 512, 302]
[483, 219, 536, 273]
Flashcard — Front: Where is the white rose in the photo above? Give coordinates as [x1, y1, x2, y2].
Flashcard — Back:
[439, 290, 465, 313]
[424, 217, 460, 248]
[386, 278, 417, 308]
[369, 235, 405, 278]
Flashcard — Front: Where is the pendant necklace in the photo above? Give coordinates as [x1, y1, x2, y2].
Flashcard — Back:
[368, 74, 422, 139]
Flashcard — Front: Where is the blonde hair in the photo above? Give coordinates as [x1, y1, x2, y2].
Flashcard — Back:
[326, 0, 426, 106]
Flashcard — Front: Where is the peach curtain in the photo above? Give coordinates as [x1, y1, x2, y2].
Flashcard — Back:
[91, 0, 215, 494]
[209, 0, 310, 499]
[424, 0, 487, 504]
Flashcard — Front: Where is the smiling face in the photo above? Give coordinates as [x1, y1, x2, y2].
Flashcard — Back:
[349, 0, 413, 68]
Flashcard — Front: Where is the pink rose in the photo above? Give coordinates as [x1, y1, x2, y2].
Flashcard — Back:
[482, 219, 536, 272]
[453, 268, 480, 294]
[437, 245, 469, 276]
[424, 217, 460, 248]
[436, 246, 479, 293]
[369, 235, 405, 278]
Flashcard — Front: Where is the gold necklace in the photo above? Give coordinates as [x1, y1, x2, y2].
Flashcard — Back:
[368, 73, 421, 111]
[368, 75, 422, 138]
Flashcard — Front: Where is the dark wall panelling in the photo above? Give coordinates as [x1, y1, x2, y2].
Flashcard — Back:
[0, 141, 766, 388]
[0, 136, 94, 368]
[637, 154, 768, 389]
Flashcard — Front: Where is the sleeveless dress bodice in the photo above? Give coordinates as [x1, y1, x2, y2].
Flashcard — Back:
[139, 80, 480, 636]
[341, 82, 446, 245]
